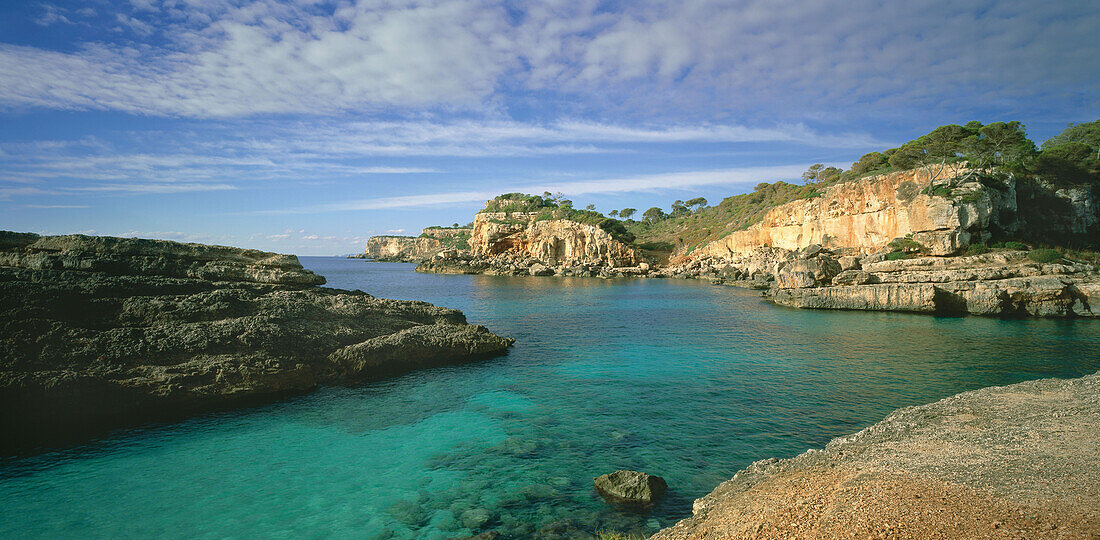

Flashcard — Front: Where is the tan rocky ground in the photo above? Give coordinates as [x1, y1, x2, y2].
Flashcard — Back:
[651, 373, 1100, 539]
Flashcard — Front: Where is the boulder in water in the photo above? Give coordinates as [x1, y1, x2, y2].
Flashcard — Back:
[593, 470, 668, 507]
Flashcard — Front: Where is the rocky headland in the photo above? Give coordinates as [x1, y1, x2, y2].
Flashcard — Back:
[416, 196, 649, 276]
[651, 371, 1100, 539]
[351, 226, 473, 262]
[391, 166, 1100, 317]
[0, 231, 513, 453]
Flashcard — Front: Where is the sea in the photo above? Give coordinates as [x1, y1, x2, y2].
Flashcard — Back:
[2, 257, 1098, 538]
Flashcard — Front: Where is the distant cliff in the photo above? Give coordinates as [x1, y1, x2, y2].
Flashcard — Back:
[357, 227, 472, 262]
[471, 210, 641, 267]
[416, 196, 646, 276]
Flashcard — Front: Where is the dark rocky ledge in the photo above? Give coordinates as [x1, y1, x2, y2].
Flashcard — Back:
[0, 232, 513, 454]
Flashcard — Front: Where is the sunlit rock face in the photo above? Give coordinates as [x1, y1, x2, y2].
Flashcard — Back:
[361, 228, 472, 262]
[471, 210, 641, 267]
[692, 166, 1020, 258]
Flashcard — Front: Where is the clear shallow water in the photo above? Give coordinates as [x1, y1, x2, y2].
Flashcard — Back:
[2, 257, 1099, 539]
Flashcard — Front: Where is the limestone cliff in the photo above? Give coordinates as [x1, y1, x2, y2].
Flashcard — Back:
[691, 166, 1017, 259]
[0, 231, 512, 453]
[471, 209, 642, 267]
[359, 228, 472, 262]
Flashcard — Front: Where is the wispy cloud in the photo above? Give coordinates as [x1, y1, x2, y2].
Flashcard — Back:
[269, 164, 809, 213]
[1, 1, 1095, 118]
[64, 182, 238, 193]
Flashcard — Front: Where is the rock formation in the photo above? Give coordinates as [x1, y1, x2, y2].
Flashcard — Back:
[471, 211, 641, 267]
[771, 250, 1099, 317]
[652, 371, 1100, 539]
[593, 470, 668, 508]
[416, 200, 645, 276]
[0, 231, 513, 453]
[356, 227, 472, 262]
[691, 166, 1022, 258]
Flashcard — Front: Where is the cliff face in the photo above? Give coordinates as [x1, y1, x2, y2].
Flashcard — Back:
[364, 235, 443, 261]
[471, 211, 642, 267]
[0, 231, 512, 452]
[361, 228, 472, 262]
[692, 167, 1019, 259]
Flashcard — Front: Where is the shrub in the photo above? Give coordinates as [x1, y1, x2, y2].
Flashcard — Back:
[885, 251, 910, 260]
[596, 531, 646, 540]
[924, 185, 953, 197]
[964, 243, 989, 256]
[1004, 241, 1029, 250]
[888, 236, 923, 252]
[1028, 249, 1063, 263]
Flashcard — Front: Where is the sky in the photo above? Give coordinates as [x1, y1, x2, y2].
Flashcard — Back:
[0, 0, 1097, 255]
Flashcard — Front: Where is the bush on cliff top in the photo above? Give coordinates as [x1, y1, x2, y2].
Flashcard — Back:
[481, 193, 557, 213]
[480, 193, 636, 244]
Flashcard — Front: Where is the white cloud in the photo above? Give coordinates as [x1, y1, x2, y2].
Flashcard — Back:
[1, 0, 1095, 118]
[278, 164, 809, 213]
[64, 182, 238, 193]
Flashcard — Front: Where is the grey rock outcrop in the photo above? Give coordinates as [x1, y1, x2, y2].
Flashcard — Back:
[770, 251, 1099, 317]
[0, 231, 513, 453]
[593, 470, 668, 507]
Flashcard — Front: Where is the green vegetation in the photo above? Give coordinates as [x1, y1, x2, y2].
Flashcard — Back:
[480, 193, 558, 213]
[1028, 248, 1064, 263]
[421, 230, 471, 250]
[888, 236, 923, 253]
[478, 192, 636, 244]
[885, 251, 912, 260]
[993, 241, 1029, 250]
[595, 530, 646, 540]
[622, 119, 1099, 254]
[473, 120, 1098, 256]
[625, 181, 821, 253]
[964, 243, 990, 256]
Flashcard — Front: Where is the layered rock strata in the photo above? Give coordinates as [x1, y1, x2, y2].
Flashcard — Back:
[356, 228, 472, 262]
[689, 167, 1016, 259]
[770, 250, 1099, 317]
[471, 213, 641, 267]
[416, 203, 645, 275]
[652, 372, 1100, 539]
[0, 232, 513, 452]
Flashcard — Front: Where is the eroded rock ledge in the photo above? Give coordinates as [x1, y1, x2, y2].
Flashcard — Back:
[0, 231, 513, 453]
[652, 372, 1100, 539]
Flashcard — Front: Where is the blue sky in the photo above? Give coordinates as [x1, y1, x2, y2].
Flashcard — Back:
[1, 0, 1097, 255]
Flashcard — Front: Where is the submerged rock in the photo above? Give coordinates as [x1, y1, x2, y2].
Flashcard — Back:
[593, 470, 668, 507]
[0, 231, 513, 453]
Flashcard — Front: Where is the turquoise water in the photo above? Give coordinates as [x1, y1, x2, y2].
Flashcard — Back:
[2, 257, 1099, 539]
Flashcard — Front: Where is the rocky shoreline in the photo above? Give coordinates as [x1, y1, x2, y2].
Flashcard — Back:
[651, 371, 1100, 539]
[414, 245, 1100, 318]
[0, 231, 513, 454]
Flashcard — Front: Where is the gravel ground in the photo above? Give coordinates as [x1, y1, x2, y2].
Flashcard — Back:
[652, 372, 1100, 539]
